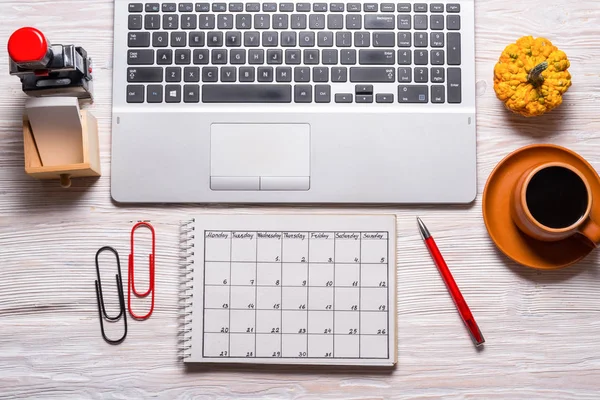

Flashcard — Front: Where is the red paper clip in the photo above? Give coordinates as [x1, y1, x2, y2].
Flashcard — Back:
[128, 222, 155, 320]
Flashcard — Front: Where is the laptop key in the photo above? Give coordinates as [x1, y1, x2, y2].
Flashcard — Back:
[431, 85, 445, 103]
[447, 68, 461, 103]
[212, 3, 227, 12]
[199, 15, 215, 29]
[129, 32, 150, 47]
[166, 66, 182, 82]
[127, 67, 162, 82]
[239, 67, 255, 81]
[218, 14, 234, 29]
[327, 14, 343, 29]
[162, 3, 177, 12]
[356, 95, 373, 103]
[315, 84, 331, 103]
[397, 32, 411, 47]
[294, 66, 310, 82]
[447, 15, 461, 30]
[145, 3, 160, 12]
[246, 2, 260, 11]
[276, 66, 292, 82]
[189, 32, 205, 47]
[346, 15, 362, 29]
[397, 49, 411, 65]
[175, 49, 191, 64]
[273, 14, 289, 29]
[263, 2, 277, 11]
[431, 32, 444, 47]
[207, 32, 224, 46]
[184, 84, 200, 102]
[414, 32, 427, 47]
[128, 49, 154, 65]
[157, 49, 173, 64]
[330, 3, 344, 12]
[341, 49, 357, 65]
[350, 67, 394, 82]
[335, 93, 353, 103]
[171, 32, 187, 47]
[129, 3, 143, 12]
[181, 14, 197, 29]
[294, 85, 312, 102]
[196, 3, 210, 11]
[431, 50, 445, 65]
[226, 31, 241, 46]
[313, 66, 329, 82]
[220, 66, 236, 82]
[397, 15, 411, 30]
[231, 49, 246, 64]
[414, 15, 427, 30]
[203, 84, 292, 102]
[163, 14, 179, 29]
[281, 31, 297, 46]
[193, 49, 209, 64]
[165, 84, 182, 102]
[447, 33, 461, 65]
[279, 3, 294, 11]
[430, 3, 444, 12]
[179, 3, 194, 12]
[431, 67, 445, 83]
[296, 2, 311, 11]
[258, 66, 274, 82]
[229, 2, 244, 11]
[126, 85, 144, 102]
[397, 67, 411, 82]
[431, 15, 444, 30]
[309, 14, 326, 29]
[359, 49, 394, 65]
[184, 66, 200, 82]
[364, 15, 394, 29]
[414, 67, 428, 83]
[447, 3, 460, 12]
[236, 14, 252, 29]
[331, 66, 347, 82]
[397, 85, 428, 103]
[202, 66, 218, 82]
[376, 93, 394, 103]
[373, 32, 394, 47]
[147, 84, 163, 102]
[129, 15, 142, 29]
[322, 49, 338, 64]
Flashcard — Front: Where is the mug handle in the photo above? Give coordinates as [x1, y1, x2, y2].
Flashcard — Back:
[579, 218, 600, 247]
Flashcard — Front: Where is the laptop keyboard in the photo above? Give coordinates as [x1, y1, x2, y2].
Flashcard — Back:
[125, 2, 462, 104]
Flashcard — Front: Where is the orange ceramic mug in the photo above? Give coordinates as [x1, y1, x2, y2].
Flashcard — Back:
[511, 162, 600, 245]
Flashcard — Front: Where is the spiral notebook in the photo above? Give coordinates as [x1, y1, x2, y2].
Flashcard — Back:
[180, 214, 397, 366]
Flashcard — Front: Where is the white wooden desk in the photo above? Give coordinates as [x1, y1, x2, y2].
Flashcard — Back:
[1, 1, 600, 398]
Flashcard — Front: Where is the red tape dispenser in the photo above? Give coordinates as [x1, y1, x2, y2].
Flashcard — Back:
[128, 222, 155, 320]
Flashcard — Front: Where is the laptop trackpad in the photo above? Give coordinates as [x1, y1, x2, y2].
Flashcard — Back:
[210, 123, 310, 191]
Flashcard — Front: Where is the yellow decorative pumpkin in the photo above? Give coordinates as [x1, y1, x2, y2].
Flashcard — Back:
[493, 36, 571, 117]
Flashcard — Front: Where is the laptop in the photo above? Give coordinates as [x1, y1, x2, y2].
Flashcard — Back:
[111, 0, 476, 203]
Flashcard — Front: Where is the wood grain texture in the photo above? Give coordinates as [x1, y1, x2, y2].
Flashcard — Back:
[1, 0, 600, 398]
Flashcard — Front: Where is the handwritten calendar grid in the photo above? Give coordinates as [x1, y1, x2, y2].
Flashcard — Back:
[201, 230, 390, 360]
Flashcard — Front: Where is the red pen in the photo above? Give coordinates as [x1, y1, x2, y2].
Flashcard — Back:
[417, 217, 485, 346]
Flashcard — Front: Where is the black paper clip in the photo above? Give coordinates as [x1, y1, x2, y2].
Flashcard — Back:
[95, 246, 127, 345]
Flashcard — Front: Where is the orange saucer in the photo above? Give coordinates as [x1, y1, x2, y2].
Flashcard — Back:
[483, 144, 600, 269]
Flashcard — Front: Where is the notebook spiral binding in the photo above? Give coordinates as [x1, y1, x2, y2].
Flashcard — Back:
[179, 218, 195, 360]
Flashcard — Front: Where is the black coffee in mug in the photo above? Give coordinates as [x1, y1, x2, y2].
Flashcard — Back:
[525, 166, 589, 229]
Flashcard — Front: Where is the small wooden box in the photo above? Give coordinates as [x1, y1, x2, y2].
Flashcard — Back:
[23, 110, 101, 187]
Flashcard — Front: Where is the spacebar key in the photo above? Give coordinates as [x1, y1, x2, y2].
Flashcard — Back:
[202, 84, 292, 103]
